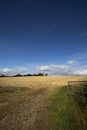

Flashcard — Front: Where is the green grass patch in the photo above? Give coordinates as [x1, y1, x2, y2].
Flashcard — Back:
[47, 86, 87, 130]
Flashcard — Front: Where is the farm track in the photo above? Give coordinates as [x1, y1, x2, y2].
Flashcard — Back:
[0, 88, 48, 130]
[0, 76, 87, 130]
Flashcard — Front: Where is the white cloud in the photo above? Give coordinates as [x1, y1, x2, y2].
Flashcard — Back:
[1, 68, 11, 73]
[74, 69, 87, 75]
[0, 67, 28, 75]
[38, 66, 49, 71]
[67, 51, 87, 67]
[67, 60, 78, 65]
[37, 64, 87, 76]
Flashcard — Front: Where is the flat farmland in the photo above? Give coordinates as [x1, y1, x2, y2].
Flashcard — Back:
[0, 76, 87, 88]
[0, 76, 87, 130]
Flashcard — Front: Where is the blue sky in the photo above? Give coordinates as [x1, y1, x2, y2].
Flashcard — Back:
[0, 0, 87, 75]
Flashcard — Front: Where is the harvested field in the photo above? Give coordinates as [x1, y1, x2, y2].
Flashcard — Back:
[0, 76, 87, 130]
[0, 76, 87, 88]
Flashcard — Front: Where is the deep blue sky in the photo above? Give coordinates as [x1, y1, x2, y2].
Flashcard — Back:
[0, 0, 87, 74]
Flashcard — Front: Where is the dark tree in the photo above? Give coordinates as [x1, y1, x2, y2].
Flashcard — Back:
[0, 74, 6, 77]
[33, 73, 44, 76]
[14, 74, 23, 77]
[36, 73, 44, 76]
[24, 74, 33, 76]
[45, 73, 48, 76]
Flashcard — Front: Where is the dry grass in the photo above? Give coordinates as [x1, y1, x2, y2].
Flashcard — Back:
[0, 76, 87, 89]
[0, 76, 87, 130]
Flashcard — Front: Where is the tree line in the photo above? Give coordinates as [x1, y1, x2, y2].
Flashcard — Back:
[0, 73, 48, 77]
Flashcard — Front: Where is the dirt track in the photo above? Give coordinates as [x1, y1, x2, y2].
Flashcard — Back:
[0, 87, 49, 130]
[0, 76, 87, 130]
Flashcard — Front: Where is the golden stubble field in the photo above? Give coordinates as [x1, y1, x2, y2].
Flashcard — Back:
[0, 76, 87, 130]
[0, 76, 87, 89]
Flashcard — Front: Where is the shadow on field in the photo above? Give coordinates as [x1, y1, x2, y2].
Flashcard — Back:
[0, 86, 47, 96]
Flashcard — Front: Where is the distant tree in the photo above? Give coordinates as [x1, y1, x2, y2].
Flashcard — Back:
[24, 74, 33, 76]
[14, 74, 23, 77]
[33, 73, 44, 76]
[33, 73, 37, 76]
[36, 73, 44, 76]
[28, 74, 33, 76]
[45, 73, 48, 76]
[0, 74, 6, 77]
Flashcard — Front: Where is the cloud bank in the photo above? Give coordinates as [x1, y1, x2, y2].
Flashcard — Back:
[1, 54, 87, 76]
[37, 62, 87, 76]
[1, 64, 87, 76]
[0, 67, 28, 76]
